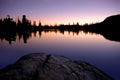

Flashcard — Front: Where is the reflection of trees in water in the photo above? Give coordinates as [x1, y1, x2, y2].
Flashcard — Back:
[0, 14, 120, 44]
[0, 30, 38, 44]
[0, 29, 107, 45]
[0, 28, 120, 44]
[0, 31, 16, 44]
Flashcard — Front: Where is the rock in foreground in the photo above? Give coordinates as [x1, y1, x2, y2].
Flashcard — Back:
[0, 53, 113, 80]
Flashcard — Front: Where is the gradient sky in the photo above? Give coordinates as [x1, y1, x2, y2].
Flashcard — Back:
[0, 0, 120, 25]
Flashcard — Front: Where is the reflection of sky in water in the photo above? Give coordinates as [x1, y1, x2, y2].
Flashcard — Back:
[0, 31, 120, 80]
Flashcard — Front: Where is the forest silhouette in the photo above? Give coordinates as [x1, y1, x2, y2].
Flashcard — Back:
[0, 14, 120, 44]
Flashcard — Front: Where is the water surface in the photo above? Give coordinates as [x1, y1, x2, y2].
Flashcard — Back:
[0, 30, 120, 80]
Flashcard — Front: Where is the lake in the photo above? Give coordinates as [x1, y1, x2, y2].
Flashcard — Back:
[0, 30, 120, 80]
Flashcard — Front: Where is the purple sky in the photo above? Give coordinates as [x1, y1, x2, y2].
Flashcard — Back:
[0, 0, 120, 25]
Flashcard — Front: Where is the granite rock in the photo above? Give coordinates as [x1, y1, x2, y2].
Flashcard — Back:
[0, 53, 114, 80]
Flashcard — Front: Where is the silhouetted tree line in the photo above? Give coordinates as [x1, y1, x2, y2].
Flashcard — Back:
[0, 15, 84, 44]
[0, 14, 120, 44]
[0, 15, 40, 44]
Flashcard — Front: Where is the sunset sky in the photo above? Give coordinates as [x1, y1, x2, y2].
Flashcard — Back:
[0, 0, 120, 25]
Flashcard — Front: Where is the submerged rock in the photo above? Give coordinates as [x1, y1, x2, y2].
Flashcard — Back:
[0, 53, 113, 80]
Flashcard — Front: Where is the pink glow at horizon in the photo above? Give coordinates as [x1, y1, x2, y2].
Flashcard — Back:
[29, 14, 112, 25]
[0, 0, 120, 25]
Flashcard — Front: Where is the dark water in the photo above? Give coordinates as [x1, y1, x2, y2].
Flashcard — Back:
[0, 30, 120, 80]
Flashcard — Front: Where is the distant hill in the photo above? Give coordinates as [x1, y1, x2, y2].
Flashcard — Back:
[102, 14, 120, 26]
[86, 14, 120, 42]
[99, 14, 120, 42]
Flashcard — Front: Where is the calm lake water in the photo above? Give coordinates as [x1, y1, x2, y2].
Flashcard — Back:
[0, 30, 120, 80]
